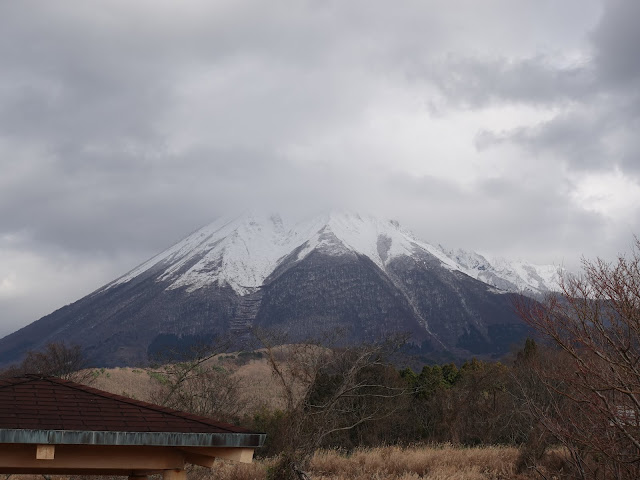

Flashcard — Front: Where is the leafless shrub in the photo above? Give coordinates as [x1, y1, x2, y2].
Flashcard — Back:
[1, 342, 95, 384]
[146, 339, 246, 422]
[516, 237, 640, 479]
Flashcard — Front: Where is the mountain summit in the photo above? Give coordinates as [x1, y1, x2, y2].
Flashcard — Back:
[108, 212, 558, 297]
[0, 212, 559, 366]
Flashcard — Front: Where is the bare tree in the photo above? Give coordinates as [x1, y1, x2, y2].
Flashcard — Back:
[146, 339, 245, 422]
[256, 331, 408, 480]
[511, 341, 588, 477]
[516, 238, 640, 479]
[1, 342, 95, 384]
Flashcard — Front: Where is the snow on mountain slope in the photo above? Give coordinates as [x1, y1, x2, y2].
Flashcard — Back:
[440, 247, 561, 296]
[486, 256, 561, 294]
[293, 212, 459, 270]
[109, 213, 299, 295]
[106, 211, 560, 297]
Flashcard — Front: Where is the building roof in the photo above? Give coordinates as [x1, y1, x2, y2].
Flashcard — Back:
[0, 375, 264, 447]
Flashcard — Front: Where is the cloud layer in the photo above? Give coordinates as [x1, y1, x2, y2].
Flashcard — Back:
[1, 0, 639, 335]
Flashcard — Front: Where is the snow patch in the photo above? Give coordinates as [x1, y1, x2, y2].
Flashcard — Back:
[106, 211, 562, 297]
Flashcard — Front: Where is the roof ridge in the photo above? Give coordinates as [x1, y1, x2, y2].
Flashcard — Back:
[0, 376, 36, 389]
[42, 376, 240, 434]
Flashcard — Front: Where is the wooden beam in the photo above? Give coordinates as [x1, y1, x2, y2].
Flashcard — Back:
[36, 445, 55, 460]
[0, 467, 161, 476]
[179, 447, 254, 464]
[0, 444, 185, 472]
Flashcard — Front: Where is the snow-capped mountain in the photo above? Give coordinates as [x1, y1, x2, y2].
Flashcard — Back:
[0, 212, 556, 367]
[107, 212, 559, 298]
[438, 247, 560, 297]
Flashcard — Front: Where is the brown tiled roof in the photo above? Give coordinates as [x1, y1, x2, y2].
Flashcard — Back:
[0, 375, 264, 447]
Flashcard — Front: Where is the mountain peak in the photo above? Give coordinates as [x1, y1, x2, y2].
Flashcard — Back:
[106, 211, 559, 297]
[0, 210, 562, 366]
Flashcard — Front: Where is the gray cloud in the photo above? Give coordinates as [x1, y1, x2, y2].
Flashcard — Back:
[379, 172, 608, 268]
[419, 55, 595, 110]
[466, 0, 640, 179]
[475, 108, 606, 167]
[475, 91, 640, 176]
[591, 0, 640, 87]
[1, 0, 640, 333]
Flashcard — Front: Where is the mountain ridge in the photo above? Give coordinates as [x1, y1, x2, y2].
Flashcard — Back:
[0, 211, 558, 366]
[105, 211, 560, 298]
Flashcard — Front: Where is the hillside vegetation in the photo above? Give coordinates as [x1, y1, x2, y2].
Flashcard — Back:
[89, 351, 285, 414]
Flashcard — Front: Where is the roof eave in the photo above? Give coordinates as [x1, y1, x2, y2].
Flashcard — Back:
[0, 429, 265, 448]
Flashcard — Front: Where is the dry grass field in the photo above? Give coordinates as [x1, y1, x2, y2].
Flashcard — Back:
[201, 445, 561, 480]
[87, 348, 304, 413]
[89, 367, 157, 400]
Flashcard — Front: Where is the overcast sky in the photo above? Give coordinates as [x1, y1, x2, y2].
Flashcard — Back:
[2, 0, 639, 336]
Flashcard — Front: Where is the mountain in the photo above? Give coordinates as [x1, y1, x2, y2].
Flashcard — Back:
[106, 212, 559, 297]
[437, 247, 560, 297]
[0, 212, 560, 367]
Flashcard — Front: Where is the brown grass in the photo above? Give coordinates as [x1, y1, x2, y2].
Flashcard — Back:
[89, 367, 157, 401]
[205, 445, 552, 480]
[311, 445, 519, 479]
[86, 347, 307, 414]
[233, 358, 290, 412]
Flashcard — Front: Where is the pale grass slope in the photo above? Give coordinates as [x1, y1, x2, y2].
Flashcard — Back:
[88, 367, 156, 401]
[86, 351, 294, 414]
